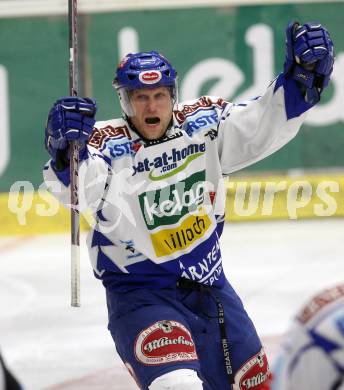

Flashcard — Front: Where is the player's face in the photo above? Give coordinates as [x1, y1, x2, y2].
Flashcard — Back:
[129, 87, 173, 140]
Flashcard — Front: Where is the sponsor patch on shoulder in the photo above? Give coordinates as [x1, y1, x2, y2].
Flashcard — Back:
[134, 320, 198, 365]
[88, 125, 131, 149]
[175, 96, 224, 125]
[233, 348, 271, 390]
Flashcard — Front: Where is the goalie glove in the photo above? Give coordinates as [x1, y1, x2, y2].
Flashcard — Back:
[284, 21, 334, 105]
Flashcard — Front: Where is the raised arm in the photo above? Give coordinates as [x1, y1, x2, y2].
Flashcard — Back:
[218, 21, 334, 174]
[43, 97, 110, 211]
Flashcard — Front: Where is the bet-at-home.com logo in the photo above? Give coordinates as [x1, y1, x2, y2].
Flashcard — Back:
[139, 170, 206, 230]
[132, 143, 205, 180]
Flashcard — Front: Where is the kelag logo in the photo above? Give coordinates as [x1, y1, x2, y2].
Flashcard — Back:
[132, 143, 205, 180]
[150, 207, 211, 258]
[139, 170, 206, 230]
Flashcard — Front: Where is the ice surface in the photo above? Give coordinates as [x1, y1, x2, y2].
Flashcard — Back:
[0, 219, 343, 389]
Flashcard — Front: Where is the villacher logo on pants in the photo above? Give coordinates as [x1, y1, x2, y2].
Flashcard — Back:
[134, 320, 198, 365]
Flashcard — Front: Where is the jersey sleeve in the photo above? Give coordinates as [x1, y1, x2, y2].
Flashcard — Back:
[217, 74, 314, 174]
[43, 144, 111, 213]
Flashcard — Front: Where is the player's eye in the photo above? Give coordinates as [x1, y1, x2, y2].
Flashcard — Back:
[136, 95, 148, 102]
[155, 92, 169, 100]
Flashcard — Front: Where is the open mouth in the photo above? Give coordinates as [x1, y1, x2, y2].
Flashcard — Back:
[145, 117, 160, 125]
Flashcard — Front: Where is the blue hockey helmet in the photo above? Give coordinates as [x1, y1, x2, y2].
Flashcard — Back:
[113, 51, 178, 116]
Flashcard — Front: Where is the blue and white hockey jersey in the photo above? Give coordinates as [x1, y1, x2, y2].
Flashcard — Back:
[272, 284, 344, 390]
[43, 75, 312, 292]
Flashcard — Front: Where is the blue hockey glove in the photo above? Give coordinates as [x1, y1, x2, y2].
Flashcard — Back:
[45, 97, 97, 168]
[284, 21, 334, 104]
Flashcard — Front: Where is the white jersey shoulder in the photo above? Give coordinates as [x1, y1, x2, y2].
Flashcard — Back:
[272, 284, 344, 390]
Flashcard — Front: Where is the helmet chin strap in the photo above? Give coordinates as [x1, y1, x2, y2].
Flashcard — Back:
[126, 116, 174, 144]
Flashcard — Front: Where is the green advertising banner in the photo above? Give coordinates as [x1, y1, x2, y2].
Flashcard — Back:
[0, 3, 344, 193]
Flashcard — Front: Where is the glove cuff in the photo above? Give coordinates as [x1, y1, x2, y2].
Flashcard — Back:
[305, 87, 321, 105]
[53, 149, 70, 171]
[292, 64, 315, 88]
[52, 142, 89, 172]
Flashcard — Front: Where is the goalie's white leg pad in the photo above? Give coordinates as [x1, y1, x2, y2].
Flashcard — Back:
[148, 368, 203, 390]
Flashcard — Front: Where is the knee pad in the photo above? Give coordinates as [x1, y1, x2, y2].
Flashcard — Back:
[149, 369, 203, 390]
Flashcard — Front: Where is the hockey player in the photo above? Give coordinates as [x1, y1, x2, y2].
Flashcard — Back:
[271, 283, 344, 390]
[43, 22, 334, 389]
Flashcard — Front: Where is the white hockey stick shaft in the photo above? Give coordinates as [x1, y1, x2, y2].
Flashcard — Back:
[69, 0, 80, 307]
